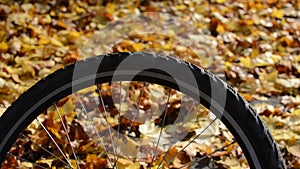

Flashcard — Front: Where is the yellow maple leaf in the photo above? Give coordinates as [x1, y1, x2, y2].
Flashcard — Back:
[216, 24, 225, 33]
[132, 43, 144, 51]
[240, 57, 254, 68]
[68, 31, 81, 43]
[216, 0, 226, 3]
[125, 163, 140, 169]
[272, 8, 284, 19]
[50, 38, 63, 47]
[250, 48, 259, 58]
[38, 35, 50, 45]
[106, 3, 116, 14]
[176, 5, 186, 10]
[0, 42, 9, 53]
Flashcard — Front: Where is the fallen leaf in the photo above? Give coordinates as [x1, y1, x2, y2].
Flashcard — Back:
[0, 42, 8, 52]
[276, 78, 300, 89]
[106, 3, 116, 14]
[216, 0, 226, 3]
[50, 37, 63, 47]
[272, 8, 284, 19]
[0, 77, 5, 88]
[287, 145, 300, 158]
[240, 57, 254, 69]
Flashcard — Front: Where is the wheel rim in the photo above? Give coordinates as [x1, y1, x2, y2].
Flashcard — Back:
[0, 52, 282, 168]
[2, 81, 247, 168]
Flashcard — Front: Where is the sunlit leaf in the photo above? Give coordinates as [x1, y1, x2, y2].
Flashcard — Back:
[272, 8, 284, 19]
[0, 42, 9, 52]
[287, 145, 300, 158]
[240, 57, 254, 69]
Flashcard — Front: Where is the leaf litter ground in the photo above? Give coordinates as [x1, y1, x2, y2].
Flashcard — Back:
[0, 0, 300, 168]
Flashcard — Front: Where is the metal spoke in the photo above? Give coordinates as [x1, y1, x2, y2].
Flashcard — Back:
[196, 140, 236, 162]
[157, 100, 196, 167]
[159, 117, 218, 169]
[151, 88, 171, 164]
[115, 81, 147, 166]
[178, 162, 191, 169]
[54, 103, 80, 169]
[36, 118, 72, 167]
[177, 140, 237, 169]
[113, 81, 122, 168]
[96, 84, 117, 164]
[7, 152, 48, 169]
[20, 133, 69, 166]
[74, 93, 114, 167]
[288, 157, 299, 168]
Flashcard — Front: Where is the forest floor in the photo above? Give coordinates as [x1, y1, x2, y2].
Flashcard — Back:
[0, 0, 300, 168]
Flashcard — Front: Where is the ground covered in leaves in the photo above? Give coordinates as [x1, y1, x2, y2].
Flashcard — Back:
[0, 0, 300, 168]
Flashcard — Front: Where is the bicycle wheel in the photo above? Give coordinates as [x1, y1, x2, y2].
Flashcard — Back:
[0, 52, 285, 168]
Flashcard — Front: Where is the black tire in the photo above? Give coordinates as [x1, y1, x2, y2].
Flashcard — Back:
[0, 52, 285, 168]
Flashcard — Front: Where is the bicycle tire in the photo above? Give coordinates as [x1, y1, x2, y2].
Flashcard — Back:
[0, 52, 285, 168]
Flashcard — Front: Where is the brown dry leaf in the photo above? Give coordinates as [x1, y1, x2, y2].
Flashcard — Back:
[14, 57, 36, 77]
[0, 155, 19, 168]
[165, 147, 178, 163]
[218, 157, 240, 167]
[110, 155, 135, 169]
[11, 74, 22, 84]
[172, 151, 191, 168]
[287, 145, 300, 158]
[35, 159, 53, 168]
[56, 20, 68, 30]
[177, 141, 212, 157]
[57, 98, 76, 117]
[1, 0, 300, 168]
[86, 154, 108, 168]
[69, 119, 89, 141]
